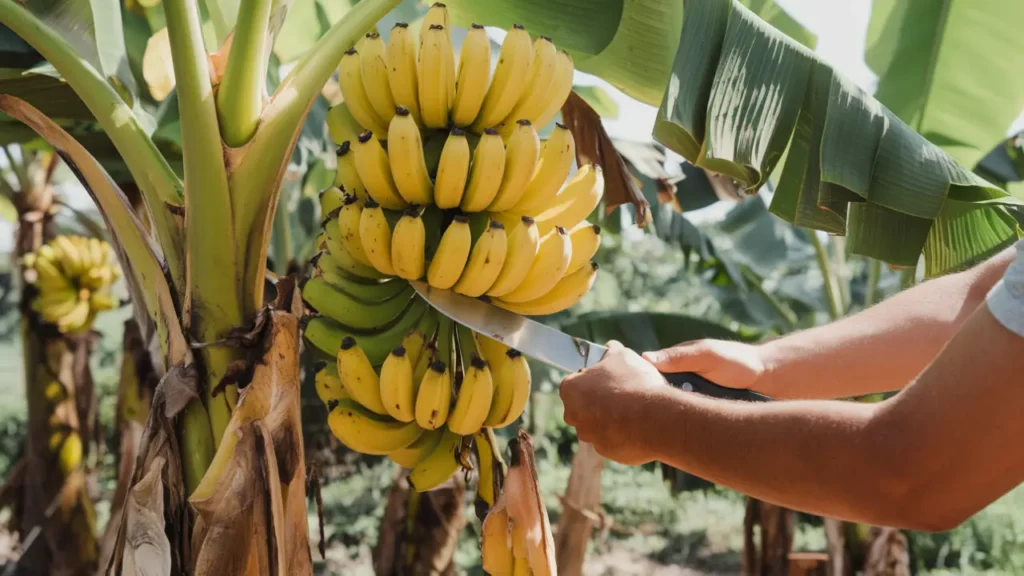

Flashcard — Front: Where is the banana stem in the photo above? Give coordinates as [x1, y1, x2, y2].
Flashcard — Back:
[181, 399, 216, 496]
[865, 258, 881, 307]
[164, 0, 243, 446]
[200, 0, 231, 47]
[271, 180, 293, 275]
[809, 230, 843, 321]
[437, 316, 454, 370]
[216, 0, 273, 146]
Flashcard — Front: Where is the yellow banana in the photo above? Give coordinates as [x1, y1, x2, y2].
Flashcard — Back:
[408, 427, 464, 492]
[335, 194, 372, 267]
[415, 360, 451, 430]
[427, 215, 472, 289]
[513, 123, 576, 216]
[481, 505, 515, 575]
[487, 216, 540, 297]
[89, 291, 118, 312]
[419, 2, 450, 46]
[388, 107, 434, 205]
[565, 222, 601, 276]
[334, 142, 369, 203]
[320, 185, 347, 216]
[72, 236, 94, 271]
[391, 207, 426, 280]
[88, 238, 108, 267]
[389, 428, 443, 469]
[327, 103, 363, 146]
[34, 287, 79, 320]
[450, 24, 490, 127]
[460, 129, 506, 212]
[54, 235, 83, 277]
[83, 266, 113, 291]
[380, 345, 416, 422]
[499, 36, 558, 130]
[471, 24, 533, 132]
[497, 261, 598, 316]
[474, 428, 505, 507]
[453, 221, 508, 297]
[337, 336, 389, 415]
[433, 128, 471, 209]
[328, 398, 424, 455]
[353, 130, 408, 210]
[418, 24, 450, 129]
[337, 49, 388, 136]
[512, 556, 530, 576]
[57, 300, 91, 333]
[386, 23, 421, 124]
[322, 209, 385, 279]
[359, 32, 397, 126]
[357, 199, 396, 276]
[448, 326, 494, 435]
[402, 327, 428, 369]
[487, 120, 540, 212]
[315, 361, 350, 407]
[479, 337, 532, 428]
[500, 226, 571, 303]
[534, 50, 576, 130]
[535, 163, 603, 235]
[31, 256, 69, 290]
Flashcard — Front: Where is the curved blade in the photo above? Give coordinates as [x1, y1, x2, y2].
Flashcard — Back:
[409, 281, 605, 373]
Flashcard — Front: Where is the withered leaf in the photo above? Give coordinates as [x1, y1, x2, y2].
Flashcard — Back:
[560, 91, 651, 227]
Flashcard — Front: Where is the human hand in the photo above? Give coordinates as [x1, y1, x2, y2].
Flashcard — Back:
[642, 339, 769, 393]
[560, 341, 676, 465]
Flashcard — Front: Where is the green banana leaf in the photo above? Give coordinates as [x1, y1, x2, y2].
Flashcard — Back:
[444, 0, 813, 107]
[866, 0, 1024, 170]
[653, 0, 1024, 278]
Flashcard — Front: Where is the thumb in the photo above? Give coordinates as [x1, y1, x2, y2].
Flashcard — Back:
[642, 340, 716, 373]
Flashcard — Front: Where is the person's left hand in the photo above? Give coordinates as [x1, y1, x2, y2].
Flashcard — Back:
[560, 340, 675, 465]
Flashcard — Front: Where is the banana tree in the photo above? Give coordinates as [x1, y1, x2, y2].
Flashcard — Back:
[0, 0, 403, 571]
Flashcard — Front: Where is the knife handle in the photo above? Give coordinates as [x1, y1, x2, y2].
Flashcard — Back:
[662, 371, 772, 402]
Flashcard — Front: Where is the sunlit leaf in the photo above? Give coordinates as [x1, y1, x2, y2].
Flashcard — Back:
[868, 0, 1024, 170]
[560, 310, 759, 354]
[572, 85, 619, 120]
[653, 0, 1023, 277]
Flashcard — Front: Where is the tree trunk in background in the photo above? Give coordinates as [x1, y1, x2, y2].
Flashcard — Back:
[555, 442, 604, 576]
[98, 319, 158, 569]
[862, 527, 910, 576]
[13, 155, 100, 575]
[374, 470, 466, 576]
[742, 499, 792, 575]
[824, 518, 850, 576]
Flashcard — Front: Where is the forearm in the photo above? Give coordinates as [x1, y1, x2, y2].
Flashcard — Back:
[643, 389, 912, 526]
[757, 248, 1014, 399]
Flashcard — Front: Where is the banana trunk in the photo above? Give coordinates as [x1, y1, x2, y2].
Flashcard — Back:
[13, 164, 99, 575]
[373, 468, 467, 575]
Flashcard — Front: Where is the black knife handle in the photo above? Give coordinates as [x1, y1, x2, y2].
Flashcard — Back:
[663, 371, 772, 402]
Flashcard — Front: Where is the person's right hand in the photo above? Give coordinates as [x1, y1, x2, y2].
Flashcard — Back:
[642, 339, 770, 392]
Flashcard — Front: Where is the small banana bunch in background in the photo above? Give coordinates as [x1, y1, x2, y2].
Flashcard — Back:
[23, 235, 121, 334]
[306, 3, 608, 501]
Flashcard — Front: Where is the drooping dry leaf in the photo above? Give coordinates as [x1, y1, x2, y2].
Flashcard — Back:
[560, 91, 651, 227]
[121, 455, 172, 576]
[504, 430, 558, 576]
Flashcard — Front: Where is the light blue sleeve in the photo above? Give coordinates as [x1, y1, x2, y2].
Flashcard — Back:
[986, 239, 1024, 337]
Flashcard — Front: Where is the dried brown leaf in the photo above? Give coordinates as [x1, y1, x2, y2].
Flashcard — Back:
[505, 430, 558, 576]
[560, 91, 651, 227]
[121, 456, 172, 576]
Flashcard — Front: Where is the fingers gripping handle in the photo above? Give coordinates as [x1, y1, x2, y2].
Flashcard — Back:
[662, 371, 772, 402]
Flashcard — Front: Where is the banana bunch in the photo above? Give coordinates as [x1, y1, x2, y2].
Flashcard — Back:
[310, 5, 609, 492]
[304, 207, 534, 486]
[23, 235, 121, 334]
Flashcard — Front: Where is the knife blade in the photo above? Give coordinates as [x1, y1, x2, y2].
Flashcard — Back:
[409, 281, 771, 402]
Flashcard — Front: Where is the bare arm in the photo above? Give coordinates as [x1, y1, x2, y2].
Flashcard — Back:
[562, 304, 1024, 531]
[645, 247, 1015, 399]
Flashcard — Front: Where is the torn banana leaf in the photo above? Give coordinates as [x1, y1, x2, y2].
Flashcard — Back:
[445, 0, 813, 107]
[653, 0, 1024, 277]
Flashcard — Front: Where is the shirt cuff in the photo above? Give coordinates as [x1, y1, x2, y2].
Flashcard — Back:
[987, 277, 1024, 338]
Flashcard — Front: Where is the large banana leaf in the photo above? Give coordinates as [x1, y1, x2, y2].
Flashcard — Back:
[866, 0, 1024, 170]
[653, 0, 1024, 277]
[444, 0, 813, 107]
